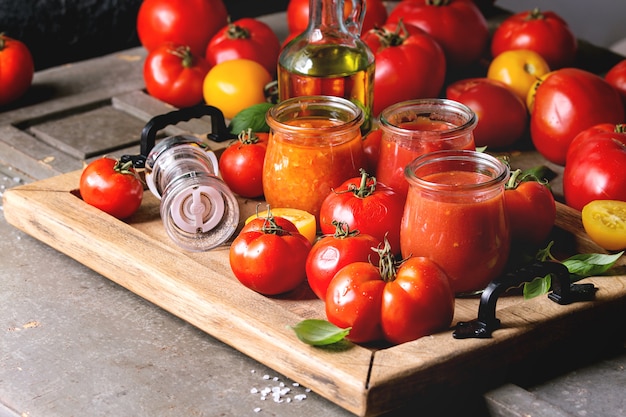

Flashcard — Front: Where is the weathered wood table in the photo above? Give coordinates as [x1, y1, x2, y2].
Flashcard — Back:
[2, 8, 626, 417]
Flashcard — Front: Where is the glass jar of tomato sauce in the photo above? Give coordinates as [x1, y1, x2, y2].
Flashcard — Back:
[376, 99, 477, 199]
[400, 150, 510, 295]
[264, 95, 364, 219]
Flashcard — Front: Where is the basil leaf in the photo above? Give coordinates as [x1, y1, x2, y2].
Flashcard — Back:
[563, 251, 624, 277]
[290, 319, 350, 346]
[229, 102, 273, 134]
[523, 274, 552, 299]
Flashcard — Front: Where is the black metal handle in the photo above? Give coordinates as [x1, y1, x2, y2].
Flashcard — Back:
[453, 261, 598, 339]
[121, 104, 235, 168]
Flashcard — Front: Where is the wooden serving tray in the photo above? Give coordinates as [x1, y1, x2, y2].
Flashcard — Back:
[4, 169, 626, 416]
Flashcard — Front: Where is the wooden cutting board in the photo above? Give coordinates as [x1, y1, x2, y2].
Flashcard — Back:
[4, 169, 626, 416]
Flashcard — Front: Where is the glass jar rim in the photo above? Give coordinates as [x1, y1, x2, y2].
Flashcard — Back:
[266, 95, 364, 133]
[379, 98, 477, 140]
[404, 150, 509, 192]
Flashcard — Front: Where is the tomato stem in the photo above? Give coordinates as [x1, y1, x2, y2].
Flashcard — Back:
[331, 220, 361, 239]
[347, 169, 377, 199]
[527, 8, 545, 21]
[373, 237, 398, 282]
[168, 46, 195, 68]
[227, 23, 251, 40]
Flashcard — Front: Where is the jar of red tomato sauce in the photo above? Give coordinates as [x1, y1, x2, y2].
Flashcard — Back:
[400, 150, 510, 295]
[376, 99, 477, 199]
[264, 95, 364, 219]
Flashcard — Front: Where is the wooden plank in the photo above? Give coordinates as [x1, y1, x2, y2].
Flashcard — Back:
[3, 170, 626, 416]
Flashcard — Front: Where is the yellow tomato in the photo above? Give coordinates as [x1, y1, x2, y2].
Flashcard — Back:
[581, 200, 626, 251]
[487, 49, 551, 105]
[246, 208, 317, 244]
[526, 71, 555, 113]
[203, 59, 272, 119]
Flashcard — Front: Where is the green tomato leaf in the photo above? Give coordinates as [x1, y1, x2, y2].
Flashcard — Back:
[563, 251, 624, 278]
[228, 102, 273, 134]
[290, 319, 350, 346]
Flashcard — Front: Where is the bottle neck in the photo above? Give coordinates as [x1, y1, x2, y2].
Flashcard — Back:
[307, 0, 360, 37]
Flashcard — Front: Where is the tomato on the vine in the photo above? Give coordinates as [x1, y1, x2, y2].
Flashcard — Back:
[491, 8, 577, 70]
[202, 59, 272, 120]
[229, 214, 312, 295]
[0, 34, 34, 106]
[136, 0, 228, 57]
[362, 21, 446, 117]
[79, 157, 144, 220]
[530, 68, 624, 166]
[143, 44, 211, 108]
[386, 0, 489, 67]
[305, 221, 380, 300]
[504, 169, 556, 246]
[325, 241, 455, 345]
[218, 129, 267, 198]
[206, 18, 281, 77]
[319, 169, 405, 254]
[563, 123, 626, 211]
[446, 78, 527, 148]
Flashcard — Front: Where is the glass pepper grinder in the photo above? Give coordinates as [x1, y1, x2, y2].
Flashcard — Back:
[277, 0, 375, 130]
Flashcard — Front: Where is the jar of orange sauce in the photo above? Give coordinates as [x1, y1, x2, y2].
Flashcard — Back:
[264, 95, 364, 219]
[400, 150, 510, 295]
[376, 99, 477, 199]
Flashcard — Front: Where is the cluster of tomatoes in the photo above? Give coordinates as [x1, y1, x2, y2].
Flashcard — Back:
[0, 33, 35, 107]
[137, 0, 280, 119]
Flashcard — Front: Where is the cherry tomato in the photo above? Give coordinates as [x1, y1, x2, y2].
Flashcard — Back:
[79, 157, 144, 219]
[206, 18, 281, 77]
[487, 49, 551, 103]
[530, 68, 625, 166]
[446, 78, 528, 148]
[362, 21, 446, 117]
[563, 124, 626, 211]
[286, 0, 388, 36]
[305, 221, 380, 300]
[218, 130, 267, 198]
[0, 34, 34, 106]
[325, 244, 455, 345]
[230, 214, 312, 295]
[202, 59, 272, 120]
[143, 44, 211, 108]
[387, 0, 489, 67]
[605, 59, 626, 113]
[581, 200, 626, 251]
[319, 170, 405, 254]
[491, 8, 577, 70]
[362, 128, 382, 174]
[136, 0, 228, 57]
[504, 169, 556, 246]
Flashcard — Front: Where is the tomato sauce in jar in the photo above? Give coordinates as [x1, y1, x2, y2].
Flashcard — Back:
[376, 99, 477, 199]
[400, 150, 510, 295]
[264, 96, 364, 220]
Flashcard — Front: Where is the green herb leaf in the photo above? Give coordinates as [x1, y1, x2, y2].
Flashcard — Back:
[523, 274, 552, 299]
[229, 102, 273, 134]
[290, 319, 350, 346]
[563, 251, 624, 278]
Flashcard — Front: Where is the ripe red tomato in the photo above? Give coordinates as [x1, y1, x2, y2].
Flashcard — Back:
[230, 215, 312, 295]
[504, 170, 556, 246]
[305, 221, 380, 300]
[0, 34, 34, 106]
[143, 44, 211, 108]
[325, 250, 455, 345]
[362, 21, 446, 117]
[286, 0, 388, 36]
[79, 157, 144, 219]
[563, 123, 626, 211]
[446, 78, 527, 148]
[605, 59, 626, 113]
[530, 68, 625, 166]
[137, 0, 228, 57]
[491, 8, 577, 70]
[386, 0, 489, 67]
[206, 18, 281, 77]
[319, 170, 405, 254]
[218, 130, 268, 198]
